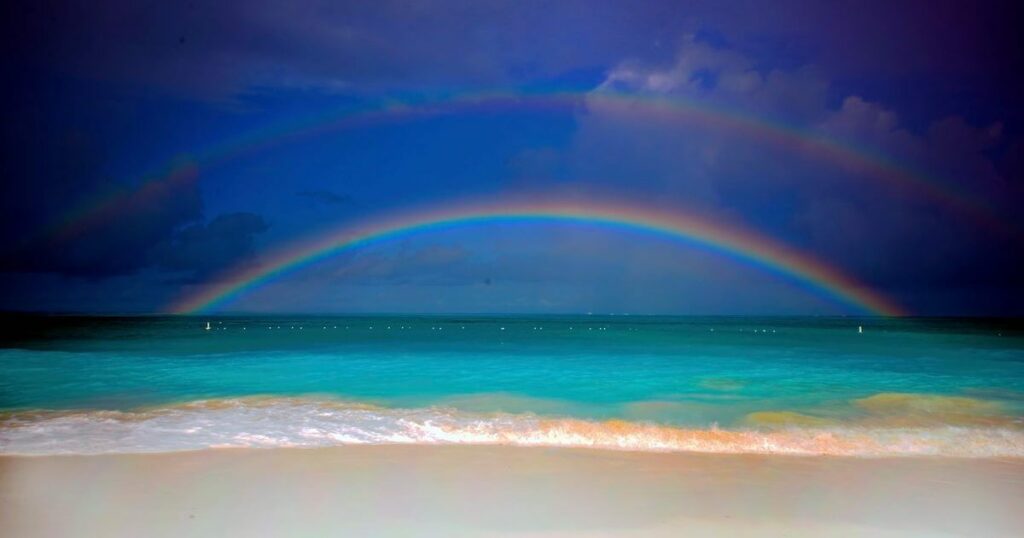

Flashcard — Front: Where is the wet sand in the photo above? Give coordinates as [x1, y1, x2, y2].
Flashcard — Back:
[2, 446, 1022, 537]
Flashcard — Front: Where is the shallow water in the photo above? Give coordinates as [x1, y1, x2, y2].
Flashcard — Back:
[2, 315, 1022, 455]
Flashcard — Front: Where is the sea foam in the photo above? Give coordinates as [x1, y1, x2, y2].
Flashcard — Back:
[3, 397, 1023, 457]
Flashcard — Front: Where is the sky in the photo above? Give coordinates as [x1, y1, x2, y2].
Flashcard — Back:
[1, 0, 1022, 315]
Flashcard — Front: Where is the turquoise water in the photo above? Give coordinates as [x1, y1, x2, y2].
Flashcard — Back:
[2, 315, 1023, 456]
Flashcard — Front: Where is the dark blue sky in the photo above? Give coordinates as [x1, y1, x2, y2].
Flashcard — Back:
[1, 0, 1022, 315]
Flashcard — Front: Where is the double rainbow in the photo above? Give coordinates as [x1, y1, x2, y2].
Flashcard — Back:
[169, 199, 904, 316]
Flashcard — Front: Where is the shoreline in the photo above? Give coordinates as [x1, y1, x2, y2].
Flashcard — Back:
[3, 445, 1023, 537]
[5, 393, 1023, 458]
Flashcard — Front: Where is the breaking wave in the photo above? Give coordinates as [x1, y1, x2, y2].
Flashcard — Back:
[2, 396, 1023, 457]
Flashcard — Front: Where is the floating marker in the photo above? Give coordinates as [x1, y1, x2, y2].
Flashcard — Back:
[205, 322, 211, 331]
[858, 325, 863, 334]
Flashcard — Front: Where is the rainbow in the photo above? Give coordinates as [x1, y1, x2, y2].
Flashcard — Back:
[39, 159, 200, 244]
[169, 199, 905, 316]
[194, 90, 1004, 226]
[46, 89, 1014, 242]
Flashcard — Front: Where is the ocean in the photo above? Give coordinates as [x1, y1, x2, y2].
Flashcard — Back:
[2, 315, 1023, 457]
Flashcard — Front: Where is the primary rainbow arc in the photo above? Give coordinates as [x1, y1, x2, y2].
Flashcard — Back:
[169, 200, 904, 316]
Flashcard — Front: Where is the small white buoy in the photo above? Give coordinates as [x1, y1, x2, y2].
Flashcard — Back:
[858, 325, 863, 334]
[205, 322, 211, 331]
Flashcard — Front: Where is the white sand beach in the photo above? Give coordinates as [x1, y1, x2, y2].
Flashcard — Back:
[2, 446, 1022, 537]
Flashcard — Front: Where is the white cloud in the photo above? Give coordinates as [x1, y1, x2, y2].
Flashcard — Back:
[528, 37, 1021, 288]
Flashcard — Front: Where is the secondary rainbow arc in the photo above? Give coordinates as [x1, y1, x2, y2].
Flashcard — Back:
[49, 89, 1014, 243]
[196, 90, 998, 223]
[169, 200, 905, 316]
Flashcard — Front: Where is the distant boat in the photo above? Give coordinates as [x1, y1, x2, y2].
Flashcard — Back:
[205, 322, 211, 331]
